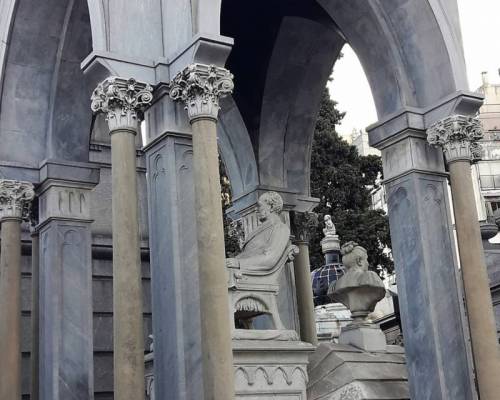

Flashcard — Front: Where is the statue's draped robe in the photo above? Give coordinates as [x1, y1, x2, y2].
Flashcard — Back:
[236, 214, 290, 271]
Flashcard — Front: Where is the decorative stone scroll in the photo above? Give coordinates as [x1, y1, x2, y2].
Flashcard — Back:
[0, 180, 35, 220]
[427, 114, 483, 163]
[91, 77, 153, 131]
[169, 63, 234, 121]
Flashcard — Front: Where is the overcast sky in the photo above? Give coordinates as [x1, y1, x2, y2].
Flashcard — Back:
[328, 0, 500, 138]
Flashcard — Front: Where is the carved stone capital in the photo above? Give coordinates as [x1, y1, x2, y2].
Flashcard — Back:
[427, 115, 483, 164]
[91, 77, 153, 132]
[169, 63, 234, 122]
[0, 180, 35, 221]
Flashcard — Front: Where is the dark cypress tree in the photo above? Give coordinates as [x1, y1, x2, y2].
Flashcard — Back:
[309, 89, 393, 274]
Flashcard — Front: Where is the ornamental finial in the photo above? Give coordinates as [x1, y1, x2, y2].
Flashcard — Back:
[91, 77, 153, 132]
[0, 180, 35, 220]
[427, 115, 483, 163]
[169, 64, 234, 122]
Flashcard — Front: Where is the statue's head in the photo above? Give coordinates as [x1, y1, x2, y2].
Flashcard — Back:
[340, 241, 369, 271]
[324, 215, 331, 223]
[257, 191, 283, 222]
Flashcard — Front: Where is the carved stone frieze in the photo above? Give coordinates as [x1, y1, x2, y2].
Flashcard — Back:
[91, 77, 153, 132]
[427, 115, 483, 163]
[169, 63, 234, 121]
[0, 179, 35, 220]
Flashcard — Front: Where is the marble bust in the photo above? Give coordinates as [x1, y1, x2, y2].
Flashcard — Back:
[323, 214, 336, 237]
[226, 191, 290, 271]
[329, 241, 385, 323]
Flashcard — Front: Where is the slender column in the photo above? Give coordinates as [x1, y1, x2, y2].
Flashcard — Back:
[291, 212, 318, 345]
[92, 77, 153, 400]
[428, 115, 500, 399]
[0, 180, 34, 400]
[170, 64, 235, 400]
[30, 226, 39, 400]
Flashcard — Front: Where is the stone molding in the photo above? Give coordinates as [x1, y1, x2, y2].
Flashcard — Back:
[0, 179, 35, 220]
[169, 63, 234, 122]
[427, 115, 483, 164]
[91, 76, 153, 132]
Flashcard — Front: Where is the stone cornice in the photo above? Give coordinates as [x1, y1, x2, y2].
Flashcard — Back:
[0, 179, 35, 221]
[427, 115, 483, 164]
[91, 76, 153, 132]
[169, 63, 233, 122]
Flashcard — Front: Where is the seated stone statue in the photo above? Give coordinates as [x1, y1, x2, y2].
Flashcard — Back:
[226, 191, 290, 271]
[226, 191, 298, 340]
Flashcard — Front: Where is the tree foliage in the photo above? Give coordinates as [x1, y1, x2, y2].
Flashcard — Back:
[309, 89, 393, 274]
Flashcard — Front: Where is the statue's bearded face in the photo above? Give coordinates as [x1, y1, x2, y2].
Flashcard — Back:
[256, 199, 272, 222]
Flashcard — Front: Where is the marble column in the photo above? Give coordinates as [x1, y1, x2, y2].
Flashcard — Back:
[170, 64, 235, 400]
[144, 89, 204, 400]
[0, 180, 34, 400]
[30, 226, 39, 400]
[36, 161, 99, 400]
[368, 111, 476, 400]
[428, 115, 500, 400]
[291, 212, 318, 345]
[91, 77, 153, 400]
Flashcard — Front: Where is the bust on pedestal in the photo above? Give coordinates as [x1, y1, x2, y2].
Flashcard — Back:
[329, 241, 387, 352]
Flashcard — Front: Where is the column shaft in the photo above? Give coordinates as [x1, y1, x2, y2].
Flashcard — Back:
[448, 160, 500, 399]
[0, 219, 22, 400]
[191, 118, 235, 400]
[111, 129, 145, 400]
[293, 241, 318, 345]
[31, 230, 39, 400]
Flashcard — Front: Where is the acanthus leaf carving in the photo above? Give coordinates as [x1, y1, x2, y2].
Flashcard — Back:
[169, 63, 234, 121]
[427, 115, 483, 163]
[0, 179, 35, 220]
[91, 76, 153, 131]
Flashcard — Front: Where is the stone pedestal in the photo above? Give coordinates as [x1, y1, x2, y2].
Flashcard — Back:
[339, 324, 387, 352]
[36, 161, 99, 400]
[308, 342, 409, 400]
[233, 340, 314, 399]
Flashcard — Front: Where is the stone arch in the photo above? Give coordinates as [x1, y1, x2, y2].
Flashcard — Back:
[0, 0, 104, 166]
[220, 0, 471, 199]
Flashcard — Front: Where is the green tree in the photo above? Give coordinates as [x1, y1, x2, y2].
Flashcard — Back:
[309, 89, 393, 274]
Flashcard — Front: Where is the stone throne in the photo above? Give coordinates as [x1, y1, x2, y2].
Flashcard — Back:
[227, 241, 299, 335]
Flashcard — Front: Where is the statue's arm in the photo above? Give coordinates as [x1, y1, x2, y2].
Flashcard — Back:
[238, 225, 290, 271]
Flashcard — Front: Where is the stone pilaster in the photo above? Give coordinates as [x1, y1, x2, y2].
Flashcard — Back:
[91, 77, 152, 400]
[291, 212, 318, 345]
[0, 180, 34, 400]
[36, 161, 99, 400]
[428, 115, 500, 400]
[368, 107, 476, 400]
[170, 63, 235, 400]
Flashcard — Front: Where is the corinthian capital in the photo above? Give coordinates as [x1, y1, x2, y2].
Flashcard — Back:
[427, 115, 483, 164]
[91, 77, 153, 132]
[0, 180, 35, 221]
[169, 64, 234, 122]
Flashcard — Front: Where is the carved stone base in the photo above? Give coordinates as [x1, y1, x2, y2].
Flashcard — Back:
[233, 339, 314, 399]
[308, 342, 409, 400]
